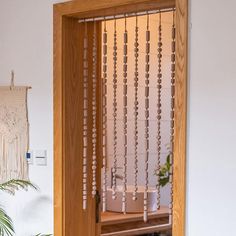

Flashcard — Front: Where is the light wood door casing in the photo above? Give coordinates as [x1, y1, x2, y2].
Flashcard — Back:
[54, 0, 188, 235]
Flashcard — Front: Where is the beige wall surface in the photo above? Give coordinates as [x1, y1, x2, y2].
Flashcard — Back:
[187, 0, 236, 235]
[0, 1, 67, 235]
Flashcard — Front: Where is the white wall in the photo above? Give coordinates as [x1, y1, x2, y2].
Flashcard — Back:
[1, 0, 236, 236]
[187, 0, 236, 235]
[0, 0, 66, 235]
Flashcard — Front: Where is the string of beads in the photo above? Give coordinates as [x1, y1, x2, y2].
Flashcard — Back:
[122, 17, 128, 214]
[133, 15, 139, 201]
[144, 14, 150, 223]
[156, 13, 162, 210]
[102, 21, 108, 212]
[169, 11, 176, 224]
[91, 22, 98, 197]
[82, 22, 88, 209]
[112, 19, 118, 200]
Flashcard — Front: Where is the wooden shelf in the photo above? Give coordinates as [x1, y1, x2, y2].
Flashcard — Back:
[101, 206, 171, 235]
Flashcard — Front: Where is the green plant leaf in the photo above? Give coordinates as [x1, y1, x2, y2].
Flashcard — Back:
[155, 152, 172, 187]
[0, 207, 14, 236]
[160, 177, 169, 187]
[0, 179, 38, 195]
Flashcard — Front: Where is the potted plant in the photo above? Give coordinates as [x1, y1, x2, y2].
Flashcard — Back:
[0, 179, 52, 236]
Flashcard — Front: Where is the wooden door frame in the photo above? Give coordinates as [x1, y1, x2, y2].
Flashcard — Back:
[54, 0, 188, 235]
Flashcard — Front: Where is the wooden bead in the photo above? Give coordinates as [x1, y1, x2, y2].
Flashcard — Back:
[103, 32, 107, 43]
[124, 45, 127, 54]
[145, 99, 149, 108]
[171, 63, 175, 71]
[124, 32, 128, 43]
[145, 87, 149, 96]
[83, 38, 88, 47]
[146, 43, 150, 53]
[146, 30, 150, 41]
[171, 54, 175, 62]
[172, 41, 176, 53]
[172, 27, 176, 39]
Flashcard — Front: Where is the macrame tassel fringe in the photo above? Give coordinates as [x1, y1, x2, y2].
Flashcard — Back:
[0, 133, 29, 183]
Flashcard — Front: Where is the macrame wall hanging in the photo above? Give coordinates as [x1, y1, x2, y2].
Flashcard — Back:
[0, 72, 31, 183]
[80, 8, 176, 224]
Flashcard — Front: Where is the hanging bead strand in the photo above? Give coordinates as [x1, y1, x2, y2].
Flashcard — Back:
[92, 21, 98, 198]
[102, 20, 108, 212]
[169, 11, 176, 225]
[122, 16, 128, 214]
[144, 14, 150, 223]
[112, 19, 118, 200]
[133, 15, 139, 202]
[156, 12, 162, 211]
[82, 21, 88, 210]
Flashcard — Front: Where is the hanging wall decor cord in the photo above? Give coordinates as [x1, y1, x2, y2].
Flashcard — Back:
[112, 19, 118, 200]
[169, 11, 176, 224]
[156, 12, 162, 211]
[144, 13, 150, 223]
[82, 22, 88, 209]
[102, 20, 108, 212]
[133, 15, 139, 201]
[0, 86, 29, 184]
[122, 16, 128, 214]
[92, 21, 98, 198]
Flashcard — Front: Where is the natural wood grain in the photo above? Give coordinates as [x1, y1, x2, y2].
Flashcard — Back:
[54, 9, 102, 236]
[54, 0, 188, 235]
[173, 0, 188, 235]
[55, 0, 175, 19]
[102, 223, 171, 236]
[101, 207, 169, 225]
[102, 224, 171, 236]
[95, 23, 103, 236]
[53, 6, 63, 236]
[101, 208, 170, 235]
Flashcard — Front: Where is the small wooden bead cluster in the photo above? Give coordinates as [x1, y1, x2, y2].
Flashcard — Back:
[169, 12, 176, 224]
[82, 22, 88, 210]
[144, 15, 150, 223]
[91, 22, 98, 198]
[156, 14, 162, 210]
[133, 16, 139, 202]
[122, 17, 128, 213]
[112, 19, 118, 200]
[102, 21, 108, 212]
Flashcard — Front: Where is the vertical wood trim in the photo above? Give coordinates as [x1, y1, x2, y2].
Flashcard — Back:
[62, 19, 102, 236]
[173, 0, 188, 235]
[54, 7, 64, 236]
[54, 1, 188, 236]
[96, 22, 103, 236]
[54, 8, 102, 235]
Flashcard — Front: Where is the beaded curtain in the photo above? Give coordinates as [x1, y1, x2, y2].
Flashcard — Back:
[81, 10, 175, 223]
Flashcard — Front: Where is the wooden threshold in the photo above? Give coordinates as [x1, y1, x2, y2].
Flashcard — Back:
[101, 207, 171, 235]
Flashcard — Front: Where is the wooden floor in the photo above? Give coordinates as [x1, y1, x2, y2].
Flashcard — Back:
[101, 207, 171, 236]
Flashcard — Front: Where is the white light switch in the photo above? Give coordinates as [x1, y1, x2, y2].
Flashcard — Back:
[35, 150, 47, 166]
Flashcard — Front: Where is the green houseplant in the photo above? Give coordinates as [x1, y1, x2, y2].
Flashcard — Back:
[0, 179, 37, 236]
[154, 144, 172, 188]
[0, 179, 52, 236]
